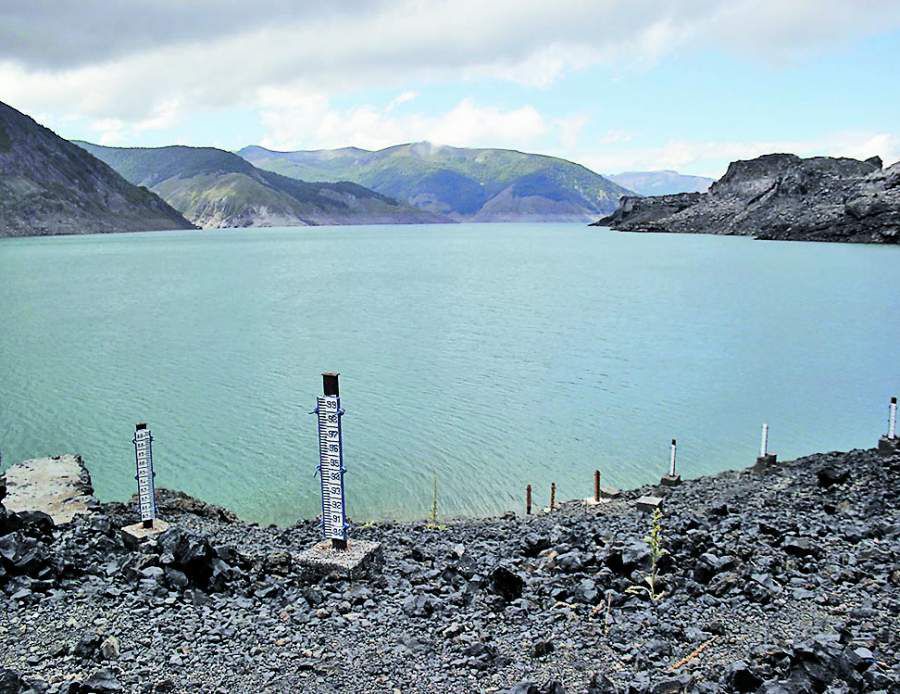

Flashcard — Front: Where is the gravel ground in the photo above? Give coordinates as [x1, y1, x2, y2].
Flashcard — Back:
[2, 446, 898, 693]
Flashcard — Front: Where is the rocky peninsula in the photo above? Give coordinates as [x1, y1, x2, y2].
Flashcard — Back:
[1, 446, 898, 693]
[595, 154, 900, 244]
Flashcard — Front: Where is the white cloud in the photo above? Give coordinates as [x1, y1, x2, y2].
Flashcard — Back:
[2, 0, 899, 136]
[596, 130, 633, 146]
[86, 99, 182, 146]
[583, 132, 900, 178]
[554, 115, 589, 151]
[386, 91, 418, 112]
[257, 91, 550, 151]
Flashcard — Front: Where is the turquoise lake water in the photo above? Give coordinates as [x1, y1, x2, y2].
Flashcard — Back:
[1, 224, 898, 525]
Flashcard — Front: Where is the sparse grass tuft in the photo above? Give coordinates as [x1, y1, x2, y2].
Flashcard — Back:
[426, 472, 447, 530]
[626, 508, 668, 602]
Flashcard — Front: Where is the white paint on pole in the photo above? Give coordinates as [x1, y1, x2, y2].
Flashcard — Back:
[316, 395, 348, 542]
[669, 439, 677, 477]
[132, 424, 157, 523]
[760, 423, 769, 457]
[889, 397, 897, 440]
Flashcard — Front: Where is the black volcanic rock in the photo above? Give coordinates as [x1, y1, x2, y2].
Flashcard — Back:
[1, 446, 898, 691]
[595, 153, 900, 243]
[0, 101, 194, 238]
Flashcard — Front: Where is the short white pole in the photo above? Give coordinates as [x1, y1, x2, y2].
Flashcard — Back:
[669, 438, 677, 477]
[889, 397, 897, 439]
[760, 423, 769, 457]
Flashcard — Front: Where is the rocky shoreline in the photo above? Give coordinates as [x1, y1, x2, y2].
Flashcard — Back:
[2, 446, 899, 693]
[594, 154, 900, 244]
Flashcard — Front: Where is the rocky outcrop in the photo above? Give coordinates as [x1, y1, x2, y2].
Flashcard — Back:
[2, 454, 96, 524]
[1, 446, 898, 691]
[0, 101, 195, 238]
[595, 153, 900, 243]
[107, 488, 240, 524]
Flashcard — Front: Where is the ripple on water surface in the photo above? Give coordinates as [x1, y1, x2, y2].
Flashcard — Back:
[0, 224, 898, 524]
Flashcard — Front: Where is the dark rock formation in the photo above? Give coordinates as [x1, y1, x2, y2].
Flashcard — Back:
[595, 153, 900, 243]
[1, 446, 898, 692]
[0, 101, 194, 238]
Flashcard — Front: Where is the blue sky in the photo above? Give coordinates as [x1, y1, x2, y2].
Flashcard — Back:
[2, 1, 899, 177]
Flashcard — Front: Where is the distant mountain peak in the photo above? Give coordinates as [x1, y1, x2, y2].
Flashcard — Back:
[77, 141, 444, 229]
[238, 142, 631, 222]
[608, 170, 715, 196]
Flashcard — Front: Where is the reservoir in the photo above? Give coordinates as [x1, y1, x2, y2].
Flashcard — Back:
[1, 223, 898, 524]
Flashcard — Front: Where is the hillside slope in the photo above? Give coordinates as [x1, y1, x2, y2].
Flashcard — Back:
[0, 102, 194, 238]
[596, 154, 900, 244]
[608, 170, 714, 195]
[238, 142, 632, 222]
[76, 143, 444, 229]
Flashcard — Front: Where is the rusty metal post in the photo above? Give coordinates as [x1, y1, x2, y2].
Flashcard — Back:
[526, 484, 532, 515]
[594, 470, 601, 503]
[550, 482, 556, 511]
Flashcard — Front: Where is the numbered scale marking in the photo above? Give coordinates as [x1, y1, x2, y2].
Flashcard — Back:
[133, 425, 157, 522]
[315, 395, 348, 541]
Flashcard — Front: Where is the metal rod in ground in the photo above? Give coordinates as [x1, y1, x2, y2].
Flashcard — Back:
[526, 484, 532, 515]
[594, 470, 601, 502]
[550, 482, 556, 511]
[669, 439, 677, 477]
[890, 397, 897, 439]
[760, 423, 769, 457]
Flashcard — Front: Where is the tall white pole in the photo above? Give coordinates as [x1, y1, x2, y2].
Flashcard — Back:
[889, 397, 897, 440]
[669, 438, 677, 477]
[760, 423, 769, 457]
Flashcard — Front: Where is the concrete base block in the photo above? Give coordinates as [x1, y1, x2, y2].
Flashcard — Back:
[660, 474, 682, 487]
[752, 454, 778, 472]
[635, 495, 663, 513]
[3, 454, 96, 524]
[121, 519, 170, 548]
[877, 436, 900, 457]
[598, 485, 621, 499]
[583, 497, 608, 507]
[296, 539, 382, 582]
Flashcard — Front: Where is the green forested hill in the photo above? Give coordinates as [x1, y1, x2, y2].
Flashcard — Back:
[238, 142, 633, 222]
[75, 142, 444, 228]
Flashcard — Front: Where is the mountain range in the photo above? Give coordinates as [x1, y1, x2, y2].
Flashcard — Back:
[607, 170, 714, 196]
[2, 99, 734, 238]
[596, 153, 900, 244]
[75, 142, 441, 229]
[0, 101, 193, 237]
[238, 142, 632, 222]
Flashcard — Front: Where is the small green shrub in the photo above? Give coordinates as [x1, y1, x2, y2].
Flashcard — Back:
[626, 508, 668, 601]
[426, 472, 446, 530]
